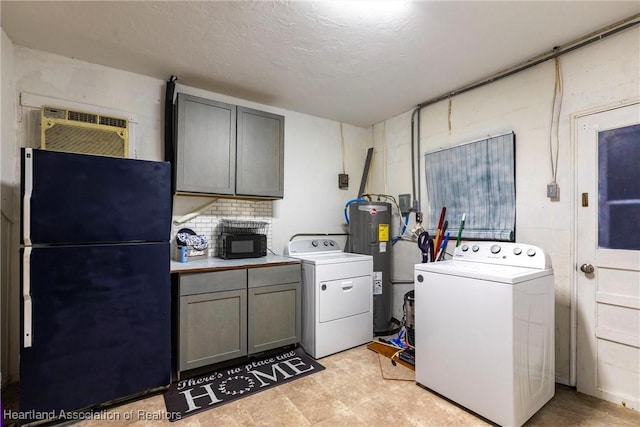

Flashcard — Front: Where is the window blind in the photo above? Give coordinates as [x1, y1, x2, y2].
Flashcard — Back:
[424, 132, 515, 241]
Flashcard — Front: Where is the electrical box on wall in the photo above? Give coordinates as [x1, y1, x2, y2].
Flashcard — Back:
[399, 193, 412, 215]
[547, 183, 559, 199]
[338, 173, 349, 190]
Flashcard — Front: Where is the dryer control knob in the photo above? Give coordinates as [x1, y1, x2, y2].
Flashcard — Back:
[461, 244, 469, 252]
[472, 245, 480, 252]
[527, 248, 537, 257]
[490, 244, 501, 254]
[321, 284, 327, 291]
[513, 247, 522, 255]
[417, 275, 424, 283]
[323, 240, 329, 246]
[312, 240, 319, 247]
[329, 241, 335, 246]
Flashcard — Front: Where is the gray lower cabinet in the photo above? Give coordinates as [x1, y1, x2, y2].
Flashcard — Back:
[177, 264, 301, 373]
[179, 270, 247, 371]
[247, 265, 301, 354]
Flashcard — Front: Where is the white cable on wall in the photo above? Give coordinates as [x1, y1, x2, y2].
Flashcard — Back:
[448, 96, 453, 135]
[340, 122, 346, 174]
[549, 55, 564, 184]
[382, 120, 387, 194]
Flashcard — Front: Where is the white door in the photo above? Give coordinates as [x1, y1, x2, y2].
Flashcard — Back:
[576, 102, 640, 410]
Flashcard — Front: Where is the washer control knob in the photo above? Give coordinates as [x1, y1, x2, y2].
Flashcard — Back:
[417, 275, 424, 283]
[461, 244, 469, 252]
[527, 248, 537, 257]
[490, 244, 501, 254]
[323, 240, 329, 246]
[329, 241, 335, 246]
[472, 244, 480, 252]
[311, 240, 318, 247]
[513, 247, 522, 255]
[321, 284, 327, 291]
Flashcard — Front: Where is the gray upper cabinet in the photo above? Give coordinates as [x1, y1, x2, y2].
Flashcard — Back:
[236, 107, 285, 198]
[175, 94, 284, 199]
[175, 93, 236, 195]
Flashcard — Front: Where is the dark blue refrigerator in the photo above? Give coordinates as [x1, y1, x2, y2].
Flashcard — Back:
[19, 148, 172, 420]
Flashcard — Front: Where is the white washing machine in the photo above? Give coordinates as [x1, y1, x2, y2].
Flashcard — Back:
[414, 241, 555, 427]
[285, 238, 373, 359]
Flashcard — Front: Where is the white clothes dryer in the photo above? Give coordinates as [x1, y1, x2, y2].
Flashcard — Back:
[414, 241, 555, 427]
[285, 238, 373, 359]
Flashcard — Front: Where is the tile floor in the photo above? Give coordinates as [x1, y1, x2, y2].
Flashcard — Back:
[3, 344, 640, 426]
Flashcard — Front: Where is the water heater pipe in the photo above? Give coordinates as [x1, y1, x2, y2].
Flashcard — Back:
[357, 147, 374, 199]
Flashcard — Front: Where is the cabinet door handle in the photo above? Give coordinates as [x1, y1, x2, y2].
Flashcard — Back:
[23, 148, 33, 246]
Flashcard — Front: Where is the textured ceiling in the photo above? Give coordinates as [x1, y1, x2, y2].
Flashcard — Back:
[2, 1, 639, 126]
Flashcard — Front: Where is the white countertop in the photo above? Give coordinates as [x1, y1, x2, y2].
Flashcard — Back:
[170, 254, 301, 274]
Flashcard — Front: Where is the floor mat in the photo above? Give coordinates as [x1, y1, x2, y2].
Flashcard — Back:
[163, 347, 324, 421]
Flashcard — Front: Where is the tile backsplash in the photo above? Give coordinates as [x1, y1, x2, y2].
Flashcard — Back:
[170, 199, 273, 258]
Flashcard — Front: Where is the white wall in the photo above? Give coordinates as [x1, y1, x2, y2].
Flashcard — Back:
[272, 112, 371, 253]
[1, 27, 17, 387]
[378, 27, 640, 385]
[4, 46, 372, 381]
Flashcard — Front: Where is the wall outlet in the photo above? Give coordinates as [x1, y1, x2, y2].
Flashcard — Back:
[547, 182, 559, 199]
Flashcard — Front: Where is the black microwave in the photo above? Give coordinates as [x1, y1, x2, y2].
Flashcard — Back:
[219, 233, 267, 259]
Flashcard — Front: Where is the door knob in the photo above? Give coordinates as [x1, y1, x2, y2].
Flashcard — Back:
[580, 263, 594, 274]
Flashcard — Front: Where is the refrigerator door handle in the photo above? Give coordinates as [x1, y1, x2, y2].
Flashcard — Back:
[23, 148, 33, 246]
[23, 247, 33, 347]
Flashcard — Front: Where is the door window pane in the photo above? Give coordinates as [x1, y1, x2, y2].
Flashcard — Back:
[598, 123, 640, 250]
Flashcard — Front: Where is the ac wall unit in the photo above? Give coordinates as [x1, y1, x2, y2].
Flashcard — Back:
[40, 106, 129, 158]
